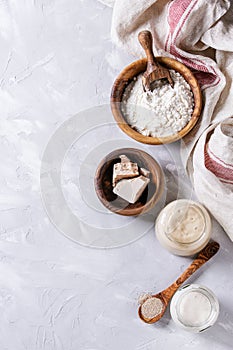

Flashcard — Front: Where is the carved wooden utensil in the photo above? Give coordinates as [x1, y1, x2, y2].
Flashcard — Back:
[138, 30, 174, 91]
[138, 240, 220, 324]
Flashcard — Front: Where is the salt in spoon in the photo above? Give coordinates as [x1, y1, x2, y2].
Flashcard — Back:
[138, 240, 220, 324]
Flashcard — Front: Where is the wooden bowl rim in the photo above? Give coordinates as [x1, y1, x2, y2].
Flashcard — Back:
[111, 57, 202, 145]
[94, 147, 164, 216]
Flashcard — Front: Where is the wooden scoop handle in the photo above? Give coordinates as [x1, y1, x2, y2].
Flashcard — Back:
[138, 30, 157, 67]
[160, 241, 220, 303]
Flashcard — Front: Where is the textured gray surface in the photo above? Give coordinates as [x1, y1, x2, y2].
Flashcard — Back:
[1, 0, 233, 349]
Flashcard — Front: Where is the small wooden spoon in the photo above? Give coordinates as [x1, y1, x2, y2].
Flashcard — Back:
[138, 30, 174, 91]
[138, 240, 220, 324]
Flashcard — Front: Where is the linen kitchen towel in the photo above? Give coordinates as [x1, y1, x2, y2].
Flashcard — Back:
[193, 118, 233, 240]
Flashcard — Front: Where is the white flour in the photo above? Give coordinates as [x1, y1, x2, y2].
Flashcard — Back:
[122, 70, 194, 137]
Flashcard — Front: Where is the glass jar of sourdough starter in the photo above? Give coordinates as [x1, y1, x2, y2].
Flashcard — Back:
[155, 199, 212, 256]
[170, 284, 219, 333]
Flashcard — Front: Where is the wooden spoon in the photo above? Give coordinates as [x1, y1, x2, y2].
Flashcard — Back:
[138, 240, 220, 324]
[138, 30, 174, 91]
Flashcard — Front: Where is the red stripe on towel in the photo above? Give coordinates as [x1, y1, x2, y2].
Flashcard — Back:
[207, 146, 233, 169]
[165, 0, 220, 88]
[168, 0, 192, 33]
[204, 144, 233, 184]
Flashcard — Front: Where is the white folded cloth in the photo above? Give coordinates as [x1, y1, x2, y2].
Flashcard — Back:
[193, 118, 233, 240]
[101, 0, 233, 239]
[206, 117, 233, 184]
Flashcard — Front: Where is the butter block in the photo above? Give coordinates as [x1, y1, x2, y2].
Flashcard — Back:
[112, 155, 139, 187]
[113, 175, 150, 203]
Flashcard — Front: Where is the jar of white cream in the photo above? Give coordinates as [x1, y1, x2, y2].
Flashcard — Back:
[170, 284, 219, 333]
[155, 199, 212, 256]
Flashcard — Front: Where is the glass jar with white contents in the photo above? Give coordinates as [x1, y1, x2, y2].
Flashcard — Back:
[170, 284, 219, 333]
[155, 199, 212, 256]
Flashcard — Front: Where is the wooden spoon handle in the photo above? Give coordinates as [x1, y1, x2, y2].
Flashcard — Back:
[161, 241, 219, 302]
[176, 241, 219, 285]
[138, 30, 157, 66]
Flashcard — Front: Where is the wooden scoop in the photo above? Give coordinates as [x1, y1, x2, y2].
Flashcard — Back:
[138, 240, 220, 324]
[138, 30, 174, 91]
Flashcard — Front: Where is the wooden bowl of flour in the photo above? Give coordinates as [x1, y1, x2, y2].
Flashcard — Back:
[111, 57, 202, 145]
